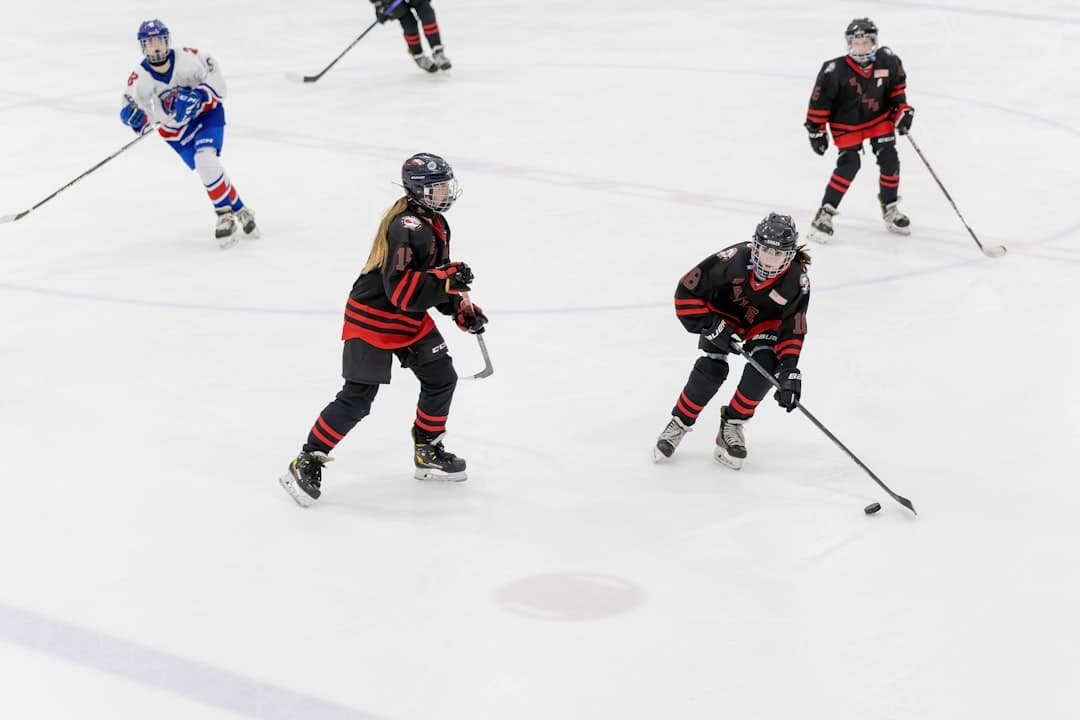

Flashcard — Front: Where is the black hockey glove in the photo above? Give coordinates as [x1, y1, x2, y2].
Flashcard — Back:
[774, 368, 802, 412]
[806, 125, 829, 156]
[895, 107, 914, 135]
[372, 0, 407, 22]
[455, 303, 488, 334]
[701, 318, 739, 353]
[431, 261, 473, 294]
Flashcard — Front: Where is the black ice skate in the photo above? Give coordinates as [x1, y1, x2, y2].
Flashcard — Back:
[215, 208, 238, 249]
[280, 450, 333, 507]
[234, 206, 259, 238]
[431, 46, 452, 70]
[654, 416, 692, 462]
[807, 203, 837, 244]
[881, 200, 911, 235]
[412, 428, 467, 481]
[713, 406, 747, 470]
[413, 54, 438, 73]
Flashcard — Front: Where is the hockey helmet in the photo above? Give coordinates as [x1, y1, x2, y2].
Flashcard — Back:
[751, 213, 798, 281]
[845, 18, 878, 64]
[401, 153, 461, 212]
[137, 19, 171, 65]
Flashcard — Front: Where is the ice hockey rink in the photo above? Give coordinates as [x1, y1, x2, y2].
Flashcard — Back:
[1, 0, 1077, 717]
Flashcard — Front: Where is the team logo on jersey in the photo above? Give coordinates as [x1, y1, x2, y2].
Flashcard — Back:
[401, 216, 423, 230]
[824, 61, 836, 74]
[715, 247, 738, 260]
[799, 273, 810, 294]
[158, 88, 179, 115]
[768, 289, 788, 306]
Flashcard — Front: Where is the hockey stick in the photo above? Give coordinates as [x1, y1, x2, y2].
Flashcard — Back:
[738, 345, 917, 515]
[1, 126, 157, 225]
[904, 134, 1006, 258]
[285, 0, 405, 84]
[457, 292, 493, 380]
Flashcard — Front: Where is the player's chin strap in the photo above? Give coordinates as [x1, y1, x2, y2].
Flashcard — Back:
[1, 124, 159, 225]
[730, 335, 917, 516]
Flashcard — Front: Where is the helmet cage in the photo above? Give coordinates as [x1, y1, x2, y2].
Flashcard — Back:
[138, 20, 171, 65]
[845, 18, 878, 63]
[751, 214, 798, 281]
[401, 153, 462, 212]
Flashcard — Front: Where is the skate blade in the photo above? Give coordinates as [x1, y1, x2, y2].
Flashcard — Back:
[414, 467, 467, 482]
[807, 228, 831, 244]
[885, 225, 912, 236]
[712, 447, 743, 470]
[653, 443, 674, 462]
[218, 233, 240, 250]
[279, 473, 315, 507]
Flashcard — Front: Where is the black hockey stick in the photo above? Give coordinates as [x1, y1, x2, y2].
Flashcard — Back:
[285, 0, 405, 84]
[457, 292, 493, 380]
[905, 134, 1006, 258]
[738, 345, 917, 515]
[1, 126, 157, 225]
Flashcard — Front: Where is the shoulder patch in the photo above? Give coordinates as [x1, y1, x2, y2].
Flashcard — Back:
[400, 215, 423, 231]
[715, 247, 738, 261]
[800, 273, 810, 295]
[824, 61, 836, 74]
[881, 46, 894, 56]
[768, 289, 788, 306]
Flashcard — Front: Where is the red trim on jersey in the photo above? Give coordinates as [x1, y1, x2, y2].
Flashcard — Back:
[347, 299, 423, 326]
[341, 315, 435, 349]
[845, 56, 874, 78]
[775, 339, 803, 357]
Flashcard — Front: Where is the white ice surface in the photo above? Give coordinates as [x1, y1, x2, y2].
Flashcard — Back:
[1, 1, 1078, 718]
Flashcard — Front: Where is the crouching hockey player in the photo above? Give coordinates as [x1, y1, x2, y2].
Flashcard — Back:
[280, 153, 487, 507]
[120, 19, 256, 248]
[804, 18, 914, 242]
[655, 213, 811, 469]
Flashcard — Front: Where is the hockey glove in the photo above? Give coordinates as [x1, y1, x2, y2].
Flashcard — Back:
[774, 368, 802, 412]
[431, 261, 473, 294]
[172, 87, 210, 125]
[895, 107, 914, 135]
[120, 102, 148, 132]
[701, 318, 739, 353]
[806, 125, 829, 156]
[455, 303, 488, 334]
[372, 0, 407, 22]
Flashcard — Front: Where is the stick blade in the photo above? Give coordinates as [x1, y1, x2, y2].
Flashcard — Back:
[894, 494, 918, 516]
[983, 245, 1007, 258]
[0, 211, 26, 224]
[284, 72, 317, 84]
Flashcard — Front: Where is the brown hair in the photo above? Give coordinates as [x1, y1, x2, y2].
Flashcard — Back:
[795, 244, 812, 268]
[362, 197, 411, 273]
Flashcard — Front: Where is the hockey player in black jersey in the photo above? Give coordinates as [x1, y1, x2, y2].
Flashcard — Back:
[655, 214, 811, 469]
[280, 153, 487, 507]
[805, 18, 914, 242]
[371, 0, 452, 72]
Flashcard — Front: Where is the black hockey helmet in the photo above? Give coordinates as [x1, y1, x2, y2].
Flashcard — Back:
[401, 152, 461, 212]
[845, 18, 879, 63]
[751, 213, 798, 281]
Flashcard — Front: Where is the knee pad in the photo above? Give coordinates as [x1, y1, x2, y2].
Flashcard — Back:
[194, 147, 224, 185]
[837, 148, 861, 175]
[693, 355, 730, 384]
[873, 142, 899, 174]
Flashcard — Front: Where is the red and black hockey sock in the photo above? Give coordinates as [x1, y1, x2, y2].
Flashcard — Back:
[409, 0, 443, 48]
[398, 12, 424, 55]
[723, 352, 777, 421]
[671, 356, 729, 426]
[873, 142, 901, 207]
[303, 381, 379, 454]
[409, 355, 457, 442]
[821, 148, 861, 209]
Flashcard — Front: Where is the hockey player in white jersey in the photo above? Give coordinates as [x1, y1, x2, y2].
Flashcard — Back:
[120, 19, 256, 248]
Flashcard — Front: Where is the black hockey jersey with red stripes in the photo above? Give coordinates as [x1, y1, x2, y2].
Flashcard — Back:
[674, 243, 810, 369]
[805, 48, 911, 145]
[342, 204, 460, 349]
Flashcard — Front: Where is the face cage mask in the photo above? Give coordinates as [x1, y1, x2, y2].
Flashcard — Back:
[141, 36, 170, 66]
[417, 178, 462, 212]
[847, 36, 877, 64]
[751, 245, 796, 282]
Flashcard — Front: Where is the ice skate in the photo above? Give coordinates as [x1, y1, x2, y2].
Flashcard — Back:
[807, 203, 837, 244]
[215, 208, 238, 249]
[234, 206, 259, 238]
[412, 428, 467, 481]
[654, 416, 691, 461]
[882, 201, 911, 235]
[431, 46, 452, 70]
[279, 450, 333, 507]
[713, 406, 747, 470]
[413, 54, 438, 73]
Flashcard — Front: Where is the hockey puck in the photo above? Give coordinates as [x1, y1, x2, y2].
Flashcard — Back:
[864, 502, 882, 515]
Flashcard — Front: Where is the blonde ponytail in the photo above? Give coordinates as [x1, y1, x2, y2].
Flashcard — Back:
[362, 197, 411, 273]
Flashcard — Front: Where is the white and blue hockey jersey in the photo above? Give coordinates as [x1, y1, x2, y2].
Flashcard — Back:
[121, 47, 227, 143]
